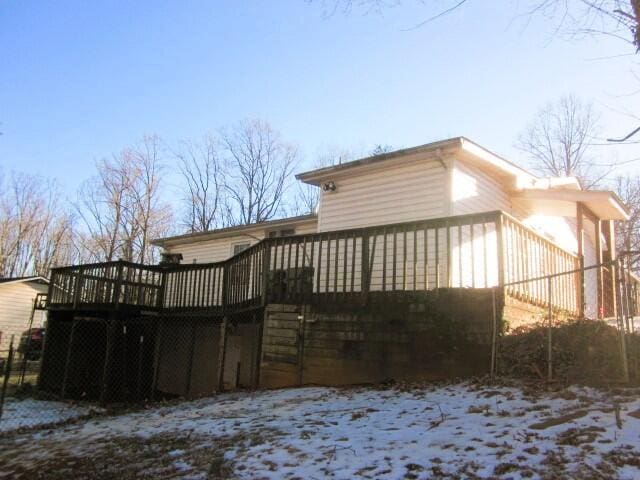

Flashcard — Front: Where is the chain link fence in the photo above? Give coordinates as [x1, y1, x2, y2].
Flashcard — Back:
[2, 253, 639, 432]
[0, 307, 263, 432]
[491, 255, 640, 384]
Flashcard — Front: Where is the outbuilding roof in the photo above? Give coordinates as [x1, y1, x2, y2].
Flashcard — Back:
[0, 276, 49, 286]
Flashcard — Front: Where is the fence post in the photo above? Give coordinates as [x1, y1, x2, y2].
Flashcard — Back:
[490, 287, 498, 382]
[615, 258, 630, 383]
[547, 276, 553, 382]
[0, 335, 15, 421]
[620, 256, 633, 334]
[19, 296, 39, 386]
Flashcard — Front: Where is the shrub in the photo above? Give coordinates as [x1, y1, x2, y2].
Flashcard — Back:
[498, 320, 640, 385]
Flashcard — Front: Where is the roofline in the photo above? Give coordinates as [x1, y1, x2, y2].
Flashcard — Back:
[296, 137, 535, 185]
[0, 276, 50, 286]
[152, 214, 318, 247]
[512, 188, 630, 220]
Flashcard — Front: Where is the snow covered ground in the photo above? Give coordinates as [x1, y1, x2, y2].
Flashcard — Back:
[1, 381, 640, 479]
[0, 398, 97, 432]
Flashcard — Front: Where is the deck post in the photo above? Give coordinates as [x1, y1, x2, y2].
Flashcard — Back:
[100, 316, 117, 404]
[150, 319, 163, 401]
[261, 242, 271, 306]
[157, 267, 166, 309]
[185, 320, 197, 397]
[61, 319, 79, 399]
[495, 212, 505, 287]
[547, 276, 553, 382]
[595, 219, 603, 319]
[217, 316, 228, 392]
[490, 288, 498, 382]
[72, 266, 85, 310]
[576, 203, 585, 318]
[113, 262, 125, 310]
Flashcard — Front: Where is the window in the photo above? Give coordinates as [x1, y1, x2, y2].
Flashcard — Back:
[233, 243, 251, 255]
[267, 228, 295, 238]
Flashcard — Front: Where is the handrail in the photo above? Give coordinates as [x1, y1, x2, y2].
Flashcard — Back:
[500, 211, 579, 260]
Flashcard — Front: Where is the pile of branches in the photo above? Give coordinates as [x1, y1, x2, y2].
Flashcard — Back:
[498, 320, 640, 385]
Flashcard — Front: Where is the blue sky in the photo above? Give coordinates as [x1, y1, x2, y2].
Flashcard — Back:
[2, 0, 640, 198]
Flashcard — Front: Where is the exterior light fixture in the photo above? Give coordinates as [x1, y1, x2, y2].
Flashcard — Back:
[322, 181, 336, 192]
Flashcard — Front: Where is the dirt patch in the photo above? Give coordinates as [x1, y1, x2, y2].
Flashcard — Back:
[0, 428, 283, 480]
[528, 410, 590, 430]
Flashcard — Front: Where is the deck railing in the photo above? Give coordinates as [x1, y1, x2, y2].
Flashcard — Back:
[47, 210, 584, 314]
[49, 261, 164, 310]
[501, 213, 580, 313]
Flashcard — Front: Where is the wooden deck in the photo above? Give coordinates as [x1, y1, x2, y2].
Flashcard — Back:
[47, 210, 583, 317]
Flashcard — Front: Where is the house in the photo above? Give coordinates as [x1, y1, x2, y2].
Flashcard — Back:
[42, 137, 631, 401]
[0, 276, 49, 353]
[155, 137, 627, 320]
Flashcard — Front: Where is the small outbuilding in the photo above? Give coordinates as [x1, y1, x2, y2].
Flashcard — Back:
[0, 276, 49, 352]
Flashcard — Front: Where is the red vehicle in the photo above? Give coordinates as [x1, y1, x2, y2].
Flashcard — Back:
[18, 328, 45, 361]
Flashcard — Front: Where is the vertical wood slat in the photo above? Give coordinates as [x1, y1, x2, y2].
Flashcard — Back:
[435, 226, 440, 288]
[457, 220, 463, 288]
[424, 224, 429, 290]
[382, 228, 388, 292]
[350, 233, 356, 293]
[343, 234, 348, 294]
[446, 222, 451, 288]
[413, 227, 417, 291]
[392, 226, 397, 291]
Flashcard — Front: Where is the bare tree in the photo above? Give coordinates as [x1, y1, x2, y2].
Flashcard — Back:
[128, 135, 173, 264]
[516, 95, 605, 188]
[319, 1, 640, 50]
[615, 174, 640, 271]
[221, 119, 297, 225]
[0, 171, 76, 277]
[287, 145, 358, 216]
[525, 0, 640, 49]
[174, 135, 225, 232]
[76, 135, 173, 264]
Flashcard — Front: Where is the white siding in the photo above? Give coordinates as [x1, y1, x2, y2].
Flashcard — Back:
[512, 198, 579, 255]
[317, 157, 447, 232]
[451, 158, 512, 215]
[0, 282, 48, 352]
[166, 221, 318, 264]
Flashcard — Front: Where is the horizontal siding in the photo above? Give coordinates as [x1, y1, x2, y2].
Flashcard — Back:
[167, 221, 318, 264]
[318, 158, 447, 232]
[0, 282, 48, 352]
[452, 159, 511, 215]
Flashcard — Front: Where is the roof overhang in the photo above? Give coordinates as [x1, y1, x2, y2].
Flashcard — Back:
[296, 137, 536, 186]
[152, 214, 318, 248]
[512, 189, 629, 220]
[0, 276, 49, 287]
